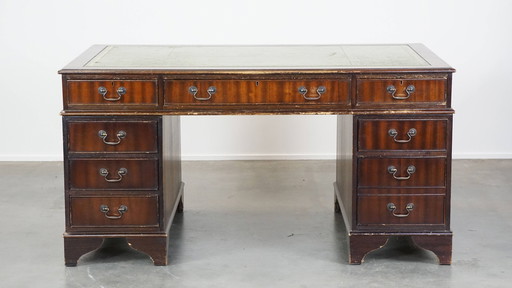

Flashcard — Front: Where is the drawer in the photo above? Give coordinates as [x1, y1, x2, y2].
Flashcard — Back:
[67, 119, 158, 153]
[356, 75, 447, 107]
[357, 118, 448, 151]
[69, 195, 159, 228]
[66, 80, 158, 108]
[358, 158, 446, 188]
[69, 159, 158, 190]
[357, 195, 445, 225]
[163, 79, 350, 105]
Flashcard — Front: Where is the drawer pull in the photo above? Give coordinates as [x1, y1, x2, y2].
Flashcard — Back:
[386, 84, 415, 100]
[387, 203, 414, 218]
[99, 167, 127, 182]
[387, 165, 416, 180]
[98, 130, 126, 145]
[388, 128, 417, 143]
[99, 204, 128, 219]
[98, 86, 126, 101]
[298, 86, 326, 100]
[189, 85, 216, 100]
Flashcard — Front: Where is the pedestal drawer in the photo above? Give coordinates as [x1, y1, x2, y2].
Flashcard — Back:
[357, 118, 448, 152]
[356, 75, 447, 107]
[69, 195, 159, 228]
[67, 120, 158, 153]
[66, 79, 158, 108]
[69, 159, 158, 190]
[164, 79, 349, 105]
[357, 195, 445, 225]
[358, 158, 446, 188]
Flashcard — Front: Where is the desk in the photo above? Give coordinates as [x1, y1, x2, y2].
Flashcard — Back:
[59, 44, 454, 266]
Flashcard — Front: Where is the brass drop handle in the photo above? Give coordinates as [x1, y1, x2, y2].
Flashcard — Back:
[98, 130, 126, 145]
[99, 167, 127, 182]
[189, 85, 216, 100]
[387, 165, 416, 180]
[388, 128, 417, 143]
[387, 203, 414, 218]
[386, 84, 415, 100]
[98, 86, 127, 101]
[99, 204, 128, 219]
[298, 86, 326, 100]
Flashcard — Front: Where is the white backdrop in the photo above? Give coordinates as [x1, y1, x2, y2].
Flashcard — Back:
[1, 0, 511, 160]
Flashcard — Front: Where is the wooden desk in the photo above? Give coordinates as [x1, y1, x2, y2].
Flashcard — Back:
[59, 44, 454, 266]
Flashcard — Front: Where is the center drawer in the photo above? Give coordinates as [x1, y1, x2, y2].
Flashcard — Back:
[163, 79, 350, 105]
[68, 159, 159, 190]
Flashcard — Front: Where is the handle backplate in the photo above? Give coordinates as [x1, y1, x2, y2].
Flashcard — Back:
[99, 204, 128, 219]
[387, 202, 414, 218]
[99, 167, 128, 183]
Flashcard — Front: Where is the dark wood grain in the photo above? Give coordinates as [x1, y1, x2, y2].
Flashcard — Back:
[60, 44, 454, 266]
[68, 158, 159, 190]
[357, 195, 445, 225]
[69, 195, 159, 229]
[164, 79, 350, 106]
[66, 79, 158, 108]
[67, 119, 158, 153]
[358, 118, 448, 152]
[357, 157, 446, 188]
[356, 75, 447, 107]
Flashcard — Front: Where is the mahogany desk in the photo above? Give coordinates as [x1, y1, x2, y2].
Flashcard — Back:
[59, 44, 454, 266]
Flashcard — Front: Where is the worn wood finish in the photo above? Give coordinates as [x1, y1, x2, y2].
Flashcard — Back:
[66, 79, 158, 109]
[164, 79, 349, 105]
[338, 113, 453, 264]
[411, 234, 453, 264]
[62, 115, 182, 266]
[348, 234, 389, 264]
[60, 44, 454, 266]
[67, 119, 158, 153]
[356, 75, 447, 108]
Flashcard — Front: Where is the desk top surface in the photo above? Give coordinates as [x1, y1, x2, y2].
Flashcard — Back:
[60, 44, 454, 74]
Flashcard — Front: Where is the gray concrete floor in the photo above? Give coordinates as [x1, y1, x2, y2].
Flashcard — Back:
[0, 160, 511, 287]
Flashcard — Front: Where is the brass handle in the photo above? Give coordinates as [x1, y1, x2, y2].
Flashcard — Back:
[387, 165, 416, 180]
[386, 84, 415, 100]
[99, 204, 128, 219]
[99, 167, 127, 182]
[388, 128, 417, 143]
[189, 85, 216, 100]
[98, 86, 126, 101]
[387, 203, 414, 218]
[98, 130, 126, 145]
[298, 86, 326, 100]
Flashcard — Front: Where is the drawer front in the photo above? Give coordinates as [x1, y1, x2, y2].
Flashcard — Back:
[358, 118, 448, 151]
[164, 79, 349, 105]
[356, 75, 447, 107]
[66, 80, 158, 108]
[69, 159, 158, 190]
[67, 120, 158, 153]
[357, 195, 445, 225]
[358, 158, 446, 188]
[69, 195, 159, 228]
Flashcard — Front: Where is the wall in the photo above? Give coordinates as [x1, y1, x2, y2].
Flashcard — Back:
[0, 0, 511, 160]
